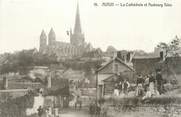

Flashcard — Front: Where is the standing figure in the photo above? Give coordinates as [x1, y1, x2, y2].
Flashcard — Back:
[136, 74, 144, 97]
[118, 81, 122, 94]
[101, 102, 108, 117]
[75, 96, 82, 110]
[37, 106, 44, 117]
[156, 70, 163, 94]
[122, 79, 130, 95]
[149, 73, 155, 96]
[144, 75, 150, 92]
[89, 101, 95, 117]
[96, 103, 101, 117]
[113, 83, 119, 96]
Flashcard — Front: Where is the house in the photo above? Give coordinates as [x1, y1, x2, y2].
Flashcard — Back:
[132, 51, 181, 83]
[97, 55, 134, 98]
[132, 55, 162, 75]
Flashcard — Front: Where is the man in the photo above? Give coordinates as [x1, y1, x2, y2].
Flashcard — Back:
[137, 74, 144, 85]
[136, 74, 144, 97]
[118, 81, 122, 94]
[89, 101, 94, 117]
[37, 106, 43, 117]
[122, 79, 130, 95]
[156, 70, 163, 94]
[75, 96, 82, 110]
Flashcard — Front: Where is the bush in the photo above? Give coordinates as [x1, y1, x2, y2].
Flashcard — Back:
[0, 92, 35, 117]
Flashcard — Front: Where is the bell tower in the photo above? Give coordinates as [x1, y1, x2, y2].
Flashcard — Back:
[48, 28, 56, 46]
[39, 30, 47, 52]
[70, 3, 85, 46]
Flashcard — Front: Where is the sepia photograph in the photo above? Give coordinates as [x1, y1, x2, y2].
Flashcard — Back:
[0, 0, 181, 117]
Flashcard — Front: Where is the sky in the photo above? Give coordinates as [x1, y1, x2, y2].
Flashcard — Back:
[0, 0, 181, 54]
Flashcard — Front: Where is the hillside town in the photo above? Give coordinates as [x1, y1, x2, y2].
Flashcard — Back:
[0, 1, 181, 117]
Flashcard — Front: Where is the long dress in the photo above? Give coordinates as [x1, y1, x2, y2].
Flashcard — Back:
[113, 89, 119, 96]
[149, 82, 155, 95]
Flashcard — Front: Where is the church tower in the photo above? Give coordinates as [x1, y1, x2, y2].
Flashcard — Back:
[48, 28, 56, 46]
[70, 3, 85, 46]
[39, 30, 47, 52]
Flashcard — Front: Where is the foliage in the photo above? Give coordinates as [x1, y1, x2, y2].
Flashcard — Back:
[82, 48, 103, 58]
[157, 35, 180, 57]
[62, 59, 104, 76]
[0, 49, 58, 74]
[106, 45, 117, 53]
[0, 91, 35, 117]
[157, 36, 181, 79]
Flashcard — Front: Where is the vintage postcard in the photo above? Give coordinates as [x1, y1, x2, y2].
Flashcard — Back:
[0, 0, 181, 117]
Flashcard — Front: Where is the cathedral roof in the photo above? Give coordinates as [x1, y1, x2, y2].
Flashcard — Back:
[55, 41, 71, 47]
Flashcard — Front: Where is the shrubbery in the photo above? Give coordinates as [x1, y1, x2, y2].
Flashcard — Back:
[0, 91, 35, 117]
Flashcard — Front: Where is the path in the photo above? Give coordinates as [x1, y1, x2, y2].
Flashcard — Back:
[60, 110, 90, 117]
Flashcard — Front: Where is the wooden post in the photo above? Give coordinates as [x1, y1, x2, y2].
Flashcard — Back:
[96, 71, 98, 107]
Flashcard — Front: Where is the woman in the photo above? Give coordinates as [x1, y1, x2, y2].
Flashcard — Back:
[149, 73, 155, 96]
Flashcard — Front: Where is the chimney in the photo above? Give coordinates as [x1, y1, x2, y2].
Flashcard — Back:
[3, 77, 8, 89]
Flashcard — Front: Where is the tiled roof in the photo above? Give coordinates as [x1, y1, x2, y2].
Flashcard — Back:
[97, 57, 134, 72]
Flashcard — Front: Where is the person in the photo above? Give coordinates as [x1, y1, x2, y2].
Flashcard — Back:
[101, 102, 108, 117]
[136, 74, 144, 97]
[122, 79, 130, 95]
[148, 73, 156, 95]
[142, 86, 152, 100]
[156, 70, 163, 94]
[113, 83, 119, 96]
[37, 106, 43, 117]
[137, 74, 144, 85]
[75, 96, 82, 110]
[118, 81, 122, 94]
[144, 75, 150, 92]
[96, 103, 101, 117]
[89, 101, 95, 117]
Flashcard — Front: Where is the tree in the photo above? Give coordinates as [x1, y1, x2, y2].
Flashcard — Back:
[157, 35, 180, 58]
[0, 49, 58, 74]
[106, 46, 117, 53]
[157, 35, 181, 79]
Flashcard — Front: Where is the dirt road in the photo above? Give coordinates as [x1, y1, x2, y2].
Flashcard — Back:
[59, 110, 90, 117]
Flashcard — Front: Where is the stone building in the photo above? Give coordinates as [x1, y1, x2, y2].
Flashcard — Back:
[39, 3, 93, 59]
[97, 54, 134, 98]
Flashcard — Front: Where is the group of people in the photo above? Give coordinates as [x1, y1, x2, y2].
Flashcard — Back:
[37, 106, 59, 117]
[136, 70, 164, 99]
[89, 99, 108, 117]
[113, 79, 130, 96]
[112, 70, 164, 98]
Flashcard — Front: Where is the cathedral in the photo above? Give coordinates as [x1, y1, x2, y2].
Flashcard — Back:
[39, 3, 93, 59]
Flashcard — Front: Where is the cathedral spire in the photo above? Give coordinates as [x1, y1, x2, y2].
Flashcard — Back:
[74, 2, 82, 34]
[40, 30, 46, 39]
[39, 29, 47, 52]
[48, 28, 56, 46]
